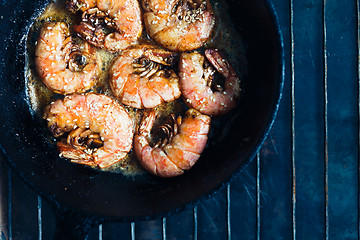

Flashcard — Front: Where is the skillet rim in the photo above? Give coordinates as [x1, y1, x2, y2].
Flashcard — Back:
[139, 0, 286, 222]
[0, 0, 285, 222]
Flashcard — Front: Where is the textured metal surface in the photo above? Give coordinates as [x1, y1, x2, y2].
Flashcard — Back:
[1, 0, 359, 239]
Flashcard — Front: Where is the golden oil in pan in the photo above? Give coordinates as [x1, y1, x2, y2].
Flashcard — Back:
[25, 0, 247, 177]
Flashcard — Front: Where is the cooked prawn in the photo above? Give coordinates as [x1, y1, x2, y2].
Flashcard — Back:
[35, 22, 101, 95]
[142, 0, 215, 51]
[43, 93, 134, 168]
[109, 44, 181, 109]
[179, 49, 241, 116]
[134, 108, 211, 177]
[66, 0, 142, 51]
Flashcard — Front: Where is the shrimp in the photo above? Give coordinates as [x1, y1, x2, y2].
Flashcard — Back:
[35, 22, 101, 95]
[43, 93, 134, 168]
[66, 0, 142, 51]
[179, 49, 241, 116]
[134, 108, 211, 177]
[109, 44, 181, 109]
[142, 0, 215, 52]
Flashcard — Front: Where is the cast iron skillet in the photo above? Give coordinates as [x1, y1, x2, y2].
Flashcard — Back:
[0, 0, 284, 238]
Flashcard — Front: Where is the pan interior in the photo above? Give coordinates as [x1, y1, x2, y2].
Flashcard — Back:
[25, 0, 248, 177]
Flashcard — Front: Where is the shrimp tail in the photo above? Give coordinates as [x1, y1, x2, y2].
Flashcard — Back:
[144, 48, 178, 66]
[205, 49, 235, 78]
[49, 123, 65, 137]
[66, 0, 81, 13]
[138, 110, 157, 136]
[57, 141, 95, 165]
[73, 22, 105, 48]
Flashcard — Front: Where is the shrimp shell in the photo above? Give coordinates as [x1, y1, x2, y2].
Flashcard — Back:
[179, 49, 241, 116]
[35, 22, 101, 95]
[43, 93, 134, 168]
[142, 0, 215, 51]
[134, 109, 211, 177]
[109, 44, 181, 109]
[67, 0, 142, 51]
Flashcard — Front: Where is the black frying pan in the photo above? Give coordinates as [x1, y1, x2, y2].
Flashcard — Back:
[0, 0, 284, 238]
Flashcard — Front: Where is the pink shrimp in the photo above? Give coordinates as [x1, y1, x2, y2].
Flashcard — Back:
[66, 0, 142, 51]
[179, 49, 241, 116]
[134, 108, 211, 177]
[35, 22, 101, 95]
[43, 93, 134, 168]
[141, 0, 215, 51]
[109, 44, 181, 109]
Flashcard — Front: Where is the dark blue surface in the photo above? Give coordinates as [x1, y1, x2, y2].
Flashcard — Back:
[0, 0, 359, 239]
[293, 0, 326, 238]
